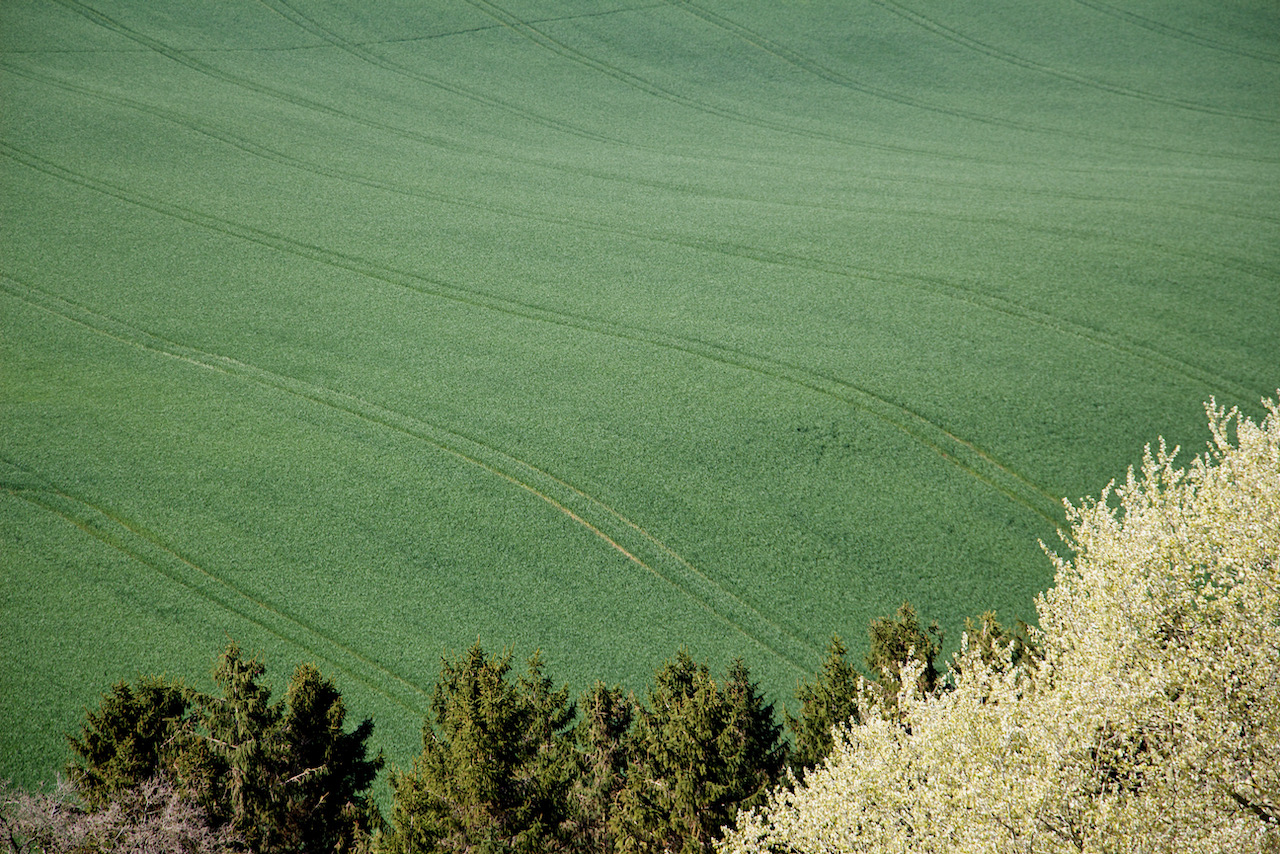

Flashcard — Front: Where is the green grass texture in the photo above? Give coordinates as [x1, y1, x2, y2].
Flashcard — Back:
[2, 0, 1277, 793]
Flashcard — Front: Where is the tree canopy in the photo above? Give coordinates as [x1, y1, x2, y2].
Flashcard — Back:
[381, 643, 579, 854]
[610, 652, 786, 854]
[721, 396, 1280, 854]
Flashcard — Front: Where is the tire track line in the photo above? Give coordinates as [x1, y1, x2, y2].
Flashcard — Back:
[0, 473, 428, 715]
[44, 0, 490, 159]
[10, 118, 1259, 513]
[41, 0, 1034, 186]
[10, 50, 1277, 299]
[50, 0, 982, 166]
[1027, 222, 1280, 285]
[1067, 0, 1280, 65]
[2, 274, 819, 674]
[668, 0, 1055, 135]
[14, 52, 1274, 241]
[0, 55, 682, 202]
[682, 234, 1267, 405]
[665, 0, 1013, 134]
[0, 138, 1069, 515]
[455, 0, 998, 161]
[36, 0, 1280, 174]
[16, 54, 1263, 402]
[209, 3, 671, 51]
[1, 138, 1066, 528]
[0, 3, 670, 55]
[661, 0, 1258, 163]
[382, 3, 670, 47]
[867, 0, 1279, 125]
[253, 0, 637, 150]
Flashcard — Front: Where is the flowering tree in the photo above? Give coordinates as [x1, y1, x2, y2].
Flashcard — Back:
[721, 396, 1280, 854]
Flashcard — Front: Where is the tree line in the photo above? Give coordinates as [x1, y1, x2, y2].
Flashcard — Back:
[1, 599, 982, 853]
[6, 395, 1276, 853]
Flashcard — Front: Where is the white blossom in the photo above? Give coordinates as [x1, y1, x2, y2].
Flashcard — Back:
[721, 396, 1280, 854]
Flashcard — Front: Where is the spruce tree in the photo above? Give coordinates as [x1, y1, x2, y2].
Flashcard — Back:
[273, 663, 384, 853]
[66, 642, 381, 853]
[785, 635, 861, 774]
[960, 611, 1041, 675]
[175, 641, 282, 843]
[570, 682, 635, 853]
[66, 676, 190, 810]
[610, 651, 786, 854]
[865, 601, 943, 706]
[383, 643, 577, 853]
[720, 659, 788, 812]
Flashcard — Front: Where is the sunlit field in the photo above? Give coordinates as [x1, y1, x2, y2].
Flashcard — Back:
[2, 0, 1277, 790]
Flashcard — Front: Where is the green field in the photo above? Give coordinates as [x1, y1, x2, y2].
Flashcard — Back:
[2, 0, 1277, 792]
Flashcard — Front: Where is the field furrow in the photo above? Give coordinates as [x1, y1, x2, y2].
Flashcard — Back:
[0, 473, 429, 715]
[866, 0, 1278, 124]
[2, 140, 1073, 526]
[3, 0, 1275, 796]
[1, 273, 821, 674]
[1067, 0, 1280, 65]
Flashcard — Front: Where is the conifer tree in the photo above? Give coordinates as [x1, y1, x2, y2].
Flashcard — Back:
[382, 643, 577, 853]
[66, 643, 381, 853]
[864, 601, 942, 706]
[784, 636, 862, 774]
[66, 675, 190, 810]
[957, 610, 1040, 677]
[611, 651, 786, 854]
[569, 682, 634, 853]
[182, 641, 281, 840]
[273, 663, 384, 853]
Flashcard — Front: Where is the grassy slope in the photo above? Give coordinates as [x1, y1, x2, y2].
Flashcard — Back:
[2, 0, 1277, 789]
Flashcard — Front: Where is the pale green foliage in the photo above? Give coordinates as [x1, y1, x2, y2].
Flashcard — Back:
[721, 397, 1280, 854]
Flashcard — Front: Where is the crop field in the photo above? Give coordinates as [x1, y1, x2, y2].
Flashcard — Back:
[2, 0, 1277, 791]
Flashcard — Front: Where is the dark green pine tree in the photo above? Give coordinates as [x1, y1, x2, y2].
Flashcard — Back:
[720, 659, 788, 811]
[383, 643, 577, 854]
[610, 651, 786, 854]
[274, 662, 384, 853]
[66, 675, 191, 810]
[174, 641, 282, 842]
[176, 643, 382, 853]
[865, 601, 944, 709]
[569, 682, 635, 853]
[63, 643, 382, 852]
[785, 635, 862, 775]
[959, 611, 1042, 676]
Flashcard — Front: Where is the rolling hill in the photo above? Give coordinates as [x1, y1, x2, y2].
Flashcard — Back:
[2, 0, 1277, 790]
